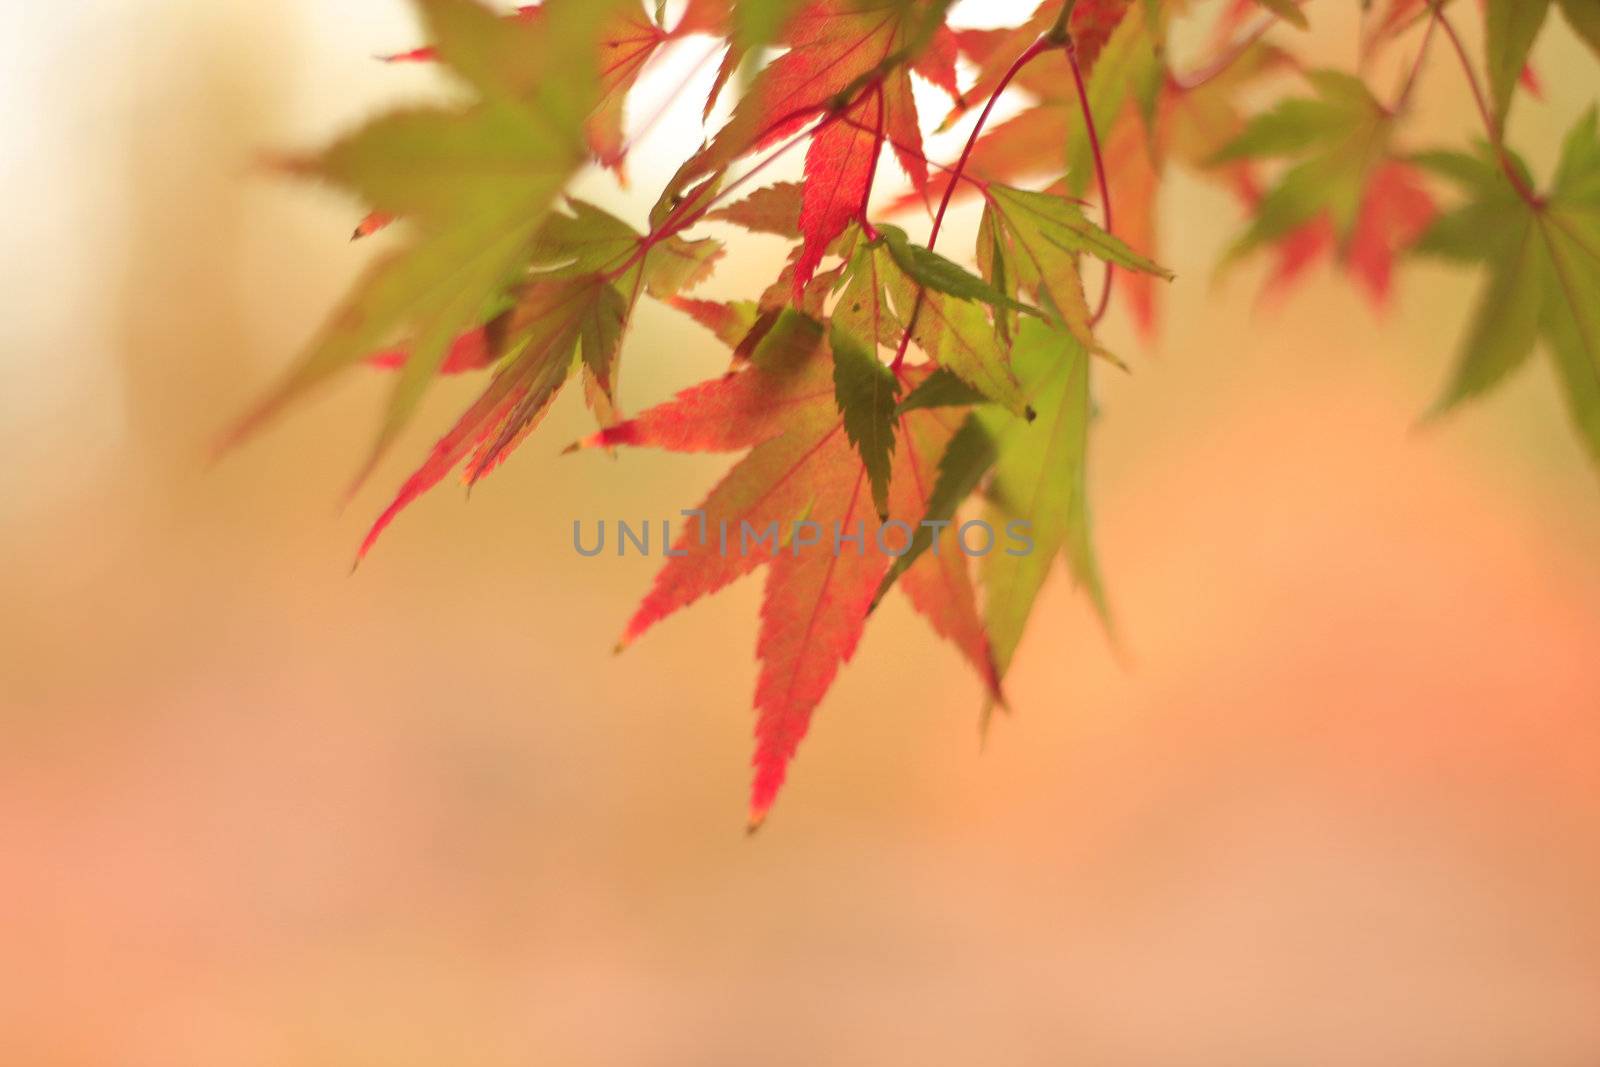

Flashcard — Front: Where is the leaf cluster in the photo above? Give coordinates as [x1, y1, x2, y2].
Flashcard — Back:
[235, 0, 1600, 824]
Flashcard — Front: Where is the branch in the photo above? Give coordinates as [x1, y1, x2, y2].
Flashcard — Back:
[1431, 5, 1540, 204]
[1392, 4, 1440, 113]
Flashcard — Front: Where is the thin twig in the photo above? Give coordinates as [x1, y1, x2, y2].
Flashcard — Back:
[1431, 6, 1539, 203]
[1392, 4, 1440, 113]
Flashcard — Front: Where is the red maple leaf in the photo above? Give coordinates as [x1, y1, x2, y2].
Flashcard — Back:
[571, 314, 998, 826]
[1099, 106, 1161, 339]
[694, 1, 962, 294]
[355, 276, 616, 560]
[795, 92, 883, 298]
[1069, 0, 1135, 71]
[1253, 160, 1436, 306]
[1345, 160, 1438, 300]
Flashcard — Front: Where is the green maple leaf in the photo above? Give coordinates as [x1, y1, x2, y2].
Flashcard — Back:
[1417, 108, 1600, 472]
[352, 191, 727, 556]
[1216, 70, 1393, 261]
[833, 231, 1033, 417]
[979, 318, 1110, 679]
[1485, 0, 1550, 134]
[828, 224, 1025, 512]
[358, 272, 621, 559]
[706, 181, 805, 238]
[833, 233, 904, 351]
[871, 412, 999, 608]
[828, 232, 910, 516]
[890, 277, 1033, 419]
[981, 183, 1172, 357]
[229, 0, 624, 466]
[877, 224, 1034, 316]
[829, 320, 901, 521]
[895, 368, 990, 415]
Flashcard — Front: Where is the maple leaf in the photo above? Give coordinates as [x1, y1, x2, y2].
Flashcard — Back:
[705, 180, 804, 237]
[779, 0, 963, 292]
[1216, 69, 1437, 304]
[1343, 160, 1438, 301]
[355, 277, 610, 560]
[796, 91, 884, 297]
[227, 0, 622, 474]
[680, 0, 963, 291]
[979, 182, 1172, 355]
[1098, 104, 1162, 337]
[667, 296, 764, 351]
[879, 239, 1034, 415]
[1215, 70, 1390, 242]
[1483, 0, 1550, 134]
[822, 220, 1031, 517]
[355, 199, 723, 556]
[568, 309, 998, 824]
[824, 223, 1036, 416]
[365, 197, 718, 376]
[979, 318, 1109, 679]
[1415, 109, 1600, 471]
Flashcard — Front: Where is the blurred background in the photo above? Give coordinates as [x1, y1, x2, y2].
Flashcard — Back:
[3, 1, 1600, 1063]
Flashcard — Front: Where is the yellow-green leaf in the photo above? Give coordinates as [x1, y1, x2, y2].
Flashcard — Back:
[1485, 0, 1551, 133]
[830, 321, 900, 519]
[980, 319, 1109, 677]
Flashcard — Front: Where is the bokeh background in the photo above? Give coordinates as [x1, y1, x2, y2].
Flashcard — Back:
[4, 1, 1600, 1063]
